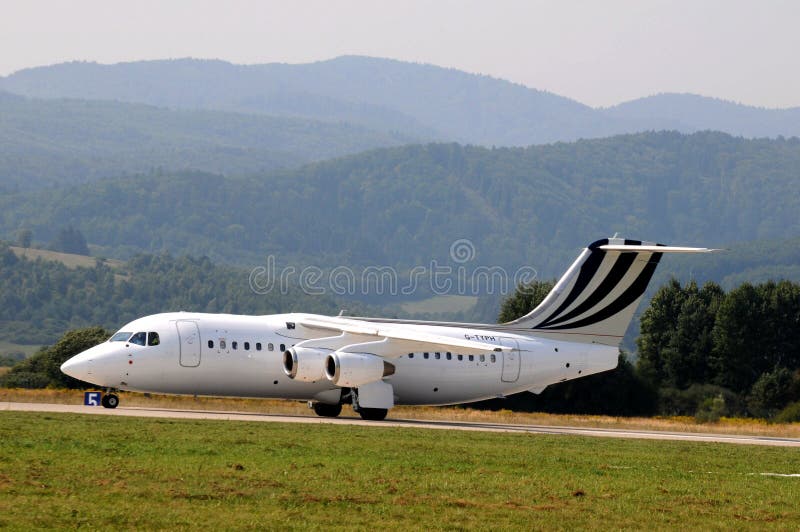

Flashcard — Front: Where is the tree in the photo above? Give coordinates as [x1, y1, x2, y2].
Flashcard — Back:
[638, 279, 723, 389]
[747, 367, 797, 418]
[16, 228, 32, 248]
[49, 226, 89, 255]
[711, 282, 787, 392]
[497, 280, 555, 323]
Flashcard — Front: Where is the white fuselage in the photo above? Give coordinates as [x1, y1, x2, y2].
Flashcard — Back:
[65, 312, 618, 406]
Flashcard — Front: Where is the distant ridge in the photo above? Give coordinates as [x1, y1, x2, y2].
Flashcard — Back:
[603, 93, 800, 138]
[0, 89, 417, 190]
[2, 56, 799, 145]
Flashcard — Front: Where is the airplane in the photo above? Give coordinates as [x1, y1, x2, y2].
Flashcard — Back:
[60, 237, 712, 420]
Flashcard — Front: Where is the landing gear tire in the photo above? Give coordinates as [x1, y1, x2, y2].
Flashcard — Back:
[101, 393, 119, 409]
[357, 407, 388, 421]
[312, 402, 342, 418]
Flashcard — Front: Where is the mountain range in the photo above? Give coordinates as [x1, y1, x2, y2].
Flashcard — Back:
[0, 89, 414, 191]
[2, 56, 799, 148]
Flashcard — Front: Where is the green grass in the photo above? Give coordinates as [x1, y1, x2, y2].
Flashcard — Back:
[0, 412, 798, 530]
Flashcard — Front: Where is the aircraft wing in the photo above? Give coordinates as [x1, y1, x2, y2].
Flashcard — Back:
[296, 316, 507, 358]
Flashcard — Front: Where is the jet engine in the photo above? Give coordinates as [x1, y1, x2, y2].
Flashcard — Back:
[324, 352, 395, 387]
[282, 347, 328, 382]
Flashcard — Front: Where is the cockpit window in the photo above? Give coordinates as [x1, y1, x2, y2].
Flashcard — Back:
[110, 331, 132, 342]
[147, 332, 160, 346]
[129, 332, 146, 346]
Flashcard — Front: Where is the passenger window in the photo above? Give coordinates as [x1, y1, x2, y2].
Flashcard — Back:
[469, 355, 474, 362]
[147, 332, 160, 346]
[490, 354, 496, 363]
[256, 343, 262, 351]
[268, 343, 274, 351]
[129, 332, 146, 346]
[220, 339, 227, 350]
[244, 342, 250, 351]
[423, 352, 429, 359]
[435, 352, 441, 359]
[480, 355, 485, 362]
[280, 344, 285, 352]
[446, 352, 452, 360]
[408, 353, 414, 359]
[458, 354, 463, 361]
[208, 340, 214, 349]
[232, 341, 238, 350]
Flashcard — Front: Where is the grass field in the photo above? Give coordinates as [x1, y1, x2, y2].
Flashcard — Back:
[9, 246, 125, 270]
[0, 411, 798, 529]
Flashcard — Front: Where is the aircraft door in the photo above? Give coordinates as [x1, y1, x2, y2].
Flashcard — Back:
[500, 337, 520, 382]
[176, 321, 201, 367]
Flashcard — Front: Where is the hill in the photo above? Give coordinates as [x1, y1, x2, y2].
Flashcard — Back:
[2, 57, 799, 146]
[0, 90, 416, 191]
[603, 93, 800, 138]
[1, 131, 799, 283]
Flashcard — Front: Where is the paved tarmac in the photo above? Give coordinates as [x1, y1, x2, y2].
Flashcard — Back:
[3, 401, 799, 447]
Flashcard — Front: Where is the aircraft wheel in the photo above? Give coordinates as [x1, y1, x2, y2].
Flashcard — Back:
[312, 402, 342, 417]
[357, 408, 388, 421]
[102, 393, 119, 409]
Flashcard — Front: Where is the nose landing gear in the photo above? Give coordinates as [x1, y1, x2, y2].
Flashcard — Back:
[101, 392, 119, 409]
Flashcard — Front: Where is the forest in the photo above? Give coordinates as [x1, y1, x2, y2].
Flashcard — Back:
[2, 132, 800, 283]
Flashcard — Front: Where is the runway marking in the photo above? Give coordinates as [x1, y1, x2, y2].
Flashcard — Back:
[2, 402, 799, 447]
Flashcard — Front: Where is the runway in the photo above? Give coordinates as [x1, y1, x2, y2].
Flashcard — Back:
[3, 401, 799, 447]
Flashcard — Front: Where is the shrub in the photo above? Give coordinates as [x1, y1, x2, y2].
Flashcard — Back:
[773, 401, 800, 423]
[747, 367, 794, 418]
[658, 384, 742, 417]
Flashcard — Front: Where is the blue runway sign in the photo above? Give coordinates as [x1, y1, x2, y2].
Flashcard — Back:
[84, 391, 102, 406]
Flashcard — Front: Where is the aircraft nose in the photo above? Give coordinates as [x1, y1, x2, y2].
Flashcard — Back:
[61, 352, 93, 381]
[61, 343, 119, 385]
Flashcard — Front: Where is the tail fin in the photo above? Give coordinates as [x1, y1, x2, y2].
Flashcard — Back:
[503, 237, 713, 346]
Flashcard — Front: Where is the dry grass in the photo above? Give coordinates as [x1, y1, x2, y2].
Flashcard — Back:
[10, 246, 124, 269]
[0, 368, 9, 378]
[2, 388, 798, 438]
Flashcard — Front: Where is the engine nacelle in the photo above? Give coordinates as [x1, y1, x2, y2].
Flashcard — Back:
[282, 347, 327, 382]
[325, 352, 395, 387]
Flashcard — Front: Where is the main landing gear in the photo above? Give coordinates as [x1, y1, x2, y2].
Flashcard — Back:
[310, 402, 387, 420]
[355, 407, 388, 421]
[312, 402, 342, 417]
[101, 391, 119, 409]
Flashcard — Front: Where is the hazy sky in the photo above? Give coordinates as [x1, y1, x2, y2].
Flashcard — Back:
[2, 0, 798, 108]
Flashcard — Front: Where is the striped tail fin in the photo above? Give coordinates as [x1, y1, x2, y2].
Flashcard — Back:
[503, 237, 714, 346]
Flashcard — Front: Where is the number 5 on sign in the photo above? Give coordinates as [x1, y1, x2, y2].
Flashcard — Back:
[84, 391, 101, 406]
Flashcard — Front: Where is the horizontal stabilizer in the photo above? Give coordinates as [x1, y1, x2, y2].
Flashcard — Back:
[599, 244, 717, 253]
